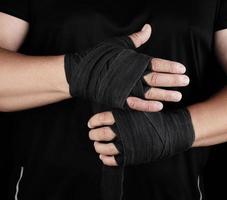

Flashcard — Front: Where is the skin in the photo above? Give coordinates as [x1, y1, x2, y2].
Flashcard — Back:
[88, 31, 227, 166]
[0, 13, 189, 112]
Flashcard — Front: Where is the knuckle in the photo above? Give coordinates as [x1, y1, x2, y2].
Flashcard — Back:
[92, 130, 102, 141]
[162, 92, 169, 101]
[170, 62, 177, 73]
[106, 127, 114, 140]
[169, 92, 177, 101]
[102, 127, 109, 139]
[146, 88, 153, 99]
[150, 72, 158, 85]
[133, 32, 141, 40]
[174, 75, 182, 85]
[95, 132, 102, 141]
[147, 103, 155, 112]
[168, 92, 177, 101]
[133, 32, 143, 46]
[151, 58, 158, 71]
[170, 62, 179, 73]
[168, 91, 182, 101]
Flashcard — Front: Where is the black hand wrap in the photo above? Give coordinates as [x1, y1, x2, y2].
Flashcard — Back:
[101, 108, 195, 200]
[112, 108, 195, 166]
[64, 36, 151, 108]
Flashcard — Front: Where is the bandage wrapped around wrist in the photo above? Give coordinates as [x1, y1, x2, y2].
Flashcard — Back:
[112, 108, 195, 166]
[64, 36, 151, 108]
[101, 108, 195, 200]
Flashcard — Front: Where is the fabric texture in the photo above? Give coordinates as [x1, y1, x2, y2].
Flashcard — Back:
[64, 36, 151, 109]
[113, 108, 195, 166]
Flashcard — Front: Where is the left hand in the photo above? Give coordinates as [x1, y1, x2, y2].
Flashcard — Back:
[88, 112, 119, 166]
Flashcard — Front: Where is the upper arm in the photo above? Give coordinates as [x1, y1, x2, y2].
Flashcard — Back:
[215, 29, 227, 74]
[0, 12, 29, 51]
[214, 0, 227, 74]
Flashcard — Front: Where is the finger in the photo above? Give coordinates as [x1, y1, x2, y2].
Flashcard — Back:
[94, 142, 119, 156]
[151, 58, 186, 74]
[88, 112, 115, 129]
[127, 97, 163, 112]
[129, 24, 152, 48]
[99, 155, 118, 166]
[89, 127, 116, 141]
[145, 88, 182, 102]
[144, 72, 190, 87]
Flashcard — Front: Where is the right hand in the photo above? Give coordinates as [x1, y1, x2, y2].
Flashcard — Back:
[127, 24, 190, 112]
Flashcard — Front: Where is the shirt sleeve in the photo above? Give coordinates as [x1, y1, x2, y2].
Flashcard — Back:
[0, 0, 30, 22]
[215, 0, 227, 31]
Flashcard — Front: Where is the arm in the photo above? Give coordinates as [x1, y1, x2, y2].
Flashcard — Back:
[189, 29, 227, 147]
[0, 14, 188, 112]
[0, 13, 70, 111]
[0, 48, 69, 112]
[0, 13, 70, 112]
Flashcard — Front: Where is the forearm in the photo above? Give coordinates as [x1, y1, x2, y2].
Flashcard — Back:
[0, 48, 70, 112]
[188, 86, 227, 147]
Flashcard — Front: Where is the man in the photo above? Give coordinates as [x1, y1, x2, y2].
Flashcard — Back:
[0, 0, 226, 199]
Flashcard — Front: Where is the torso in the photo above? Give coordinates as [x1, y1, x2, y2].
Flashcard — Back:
[12, 0, 225, 199]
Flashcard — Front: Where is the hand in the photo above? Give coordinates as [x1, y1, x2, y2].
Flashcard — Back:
[88, 108, 195, 167]
[65, 24, 189, 112]
[127, 24, 190, 112]
[88, 112, 119, 166]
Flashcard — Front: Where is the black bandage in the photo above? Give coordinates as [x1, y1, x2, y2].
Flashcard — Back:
[112, 108, 195, 166]
[102, 108, 195, 200]
[64, 36, 151, 108]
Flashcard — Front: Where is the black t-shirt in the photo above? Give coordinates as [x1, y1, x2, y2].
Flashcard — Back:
[0, 0, 227, 200]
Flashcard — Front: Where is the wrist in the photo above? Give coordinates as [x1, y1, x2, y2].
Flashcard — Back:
[52, 55, 71, 97]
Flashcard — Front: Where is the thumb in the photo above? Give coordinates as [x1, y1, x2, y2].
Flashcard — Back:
[129, 24, 152, 48]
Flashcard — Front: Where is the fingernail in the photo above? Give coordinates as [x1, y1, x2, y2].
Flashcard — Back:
[87, 121, 92, 128]
[142, 24, 150, 32]
[155, 102, 163, 110]
[178, 65, 186, 73]
[183, 76, 190, 85]
[173, 93, 182, 102]
[99, 155, 103, 160]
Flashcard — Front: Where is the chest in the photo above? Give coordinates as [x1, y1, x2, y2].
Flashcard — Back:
[31, 1, 218, 34]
